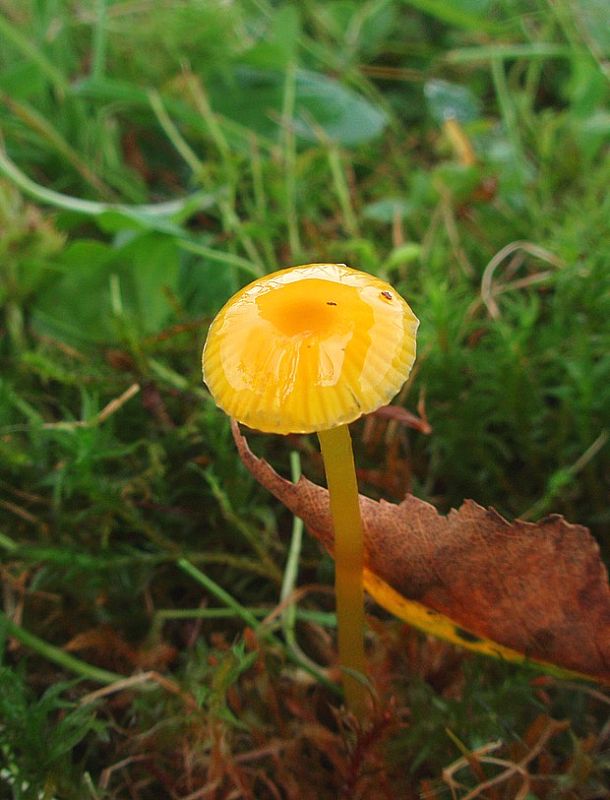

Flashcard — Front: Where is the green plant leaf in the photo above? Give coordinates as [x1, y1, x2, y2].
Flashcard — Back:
[363, 197, 415, 222]
[123, 233, 181, 334]
[75, 67, 387, 147]
[31, 240, 118, 343]
[96, 209, 197, 238]
[30, 233, 181, 343]
[179, 252, 238, 316]
[424, 79, 481, 124]
[211, 67, 388, 145]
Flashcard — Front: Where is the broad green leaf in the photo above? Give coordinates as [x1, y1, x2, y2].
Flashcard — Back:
[211, 67, 388, 146]
[179, 254, 239, 317]
[76, 69, 387, 148]
[384, 243, 422, 269]
[424, 79, 480, 124]
[96, 209, 187, 237]
[122, 233, 181, 334]
[363, 197, 415, 223]
[31, 241, 119, 343]
[30, 234, 181, 343]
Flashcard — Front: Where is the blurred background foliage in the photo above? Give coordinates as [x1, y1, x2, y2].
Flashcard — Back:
[0, 0, 609, 797]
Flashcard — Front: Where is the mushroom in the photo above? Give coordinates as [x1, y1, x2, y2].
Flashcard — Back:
[202, 263, 418, 714]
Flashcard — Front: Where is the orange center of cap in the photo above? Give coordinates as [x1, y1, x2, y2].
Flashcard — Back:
[256, 278, 367, 338]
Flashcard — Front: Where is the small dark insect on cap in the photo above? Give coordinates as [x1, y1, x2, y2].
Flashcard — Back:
[381, 290, 392, 300]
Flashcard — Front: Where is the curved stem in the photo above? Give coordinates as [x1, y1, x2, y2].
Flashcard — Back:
[0, 142, 210, 219]
[317, 424, 367, 716]
[0, 611, 122, 685]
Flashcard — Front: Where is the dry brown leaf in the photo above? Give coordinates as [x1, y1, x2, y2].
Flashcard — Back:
[64, 625, 177, 671]
[233, 422, 610, 684]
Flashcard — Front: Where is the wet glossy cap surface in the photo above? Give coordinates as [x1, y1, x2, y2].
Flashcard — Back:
[202, 263, 419, 434]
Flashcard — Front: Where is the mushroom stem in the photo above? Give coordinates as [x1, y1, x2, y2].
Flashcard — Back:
[317, 424, 367, 716]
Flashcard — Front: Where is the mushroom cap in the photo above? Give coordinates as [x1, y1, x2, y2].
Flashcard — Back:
[202, 263, 419, 434]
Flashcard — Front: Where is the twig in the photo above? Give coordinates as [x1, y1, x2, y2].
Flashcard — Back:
[42, 383, 140, 430]
[80, 670, 197, 709]
[442, 718, 568, 800]
[480, 240, 565, 318]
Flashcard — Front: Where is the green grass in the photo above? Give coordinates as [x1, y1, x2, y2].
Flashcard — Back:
[1, 0, 609, 796]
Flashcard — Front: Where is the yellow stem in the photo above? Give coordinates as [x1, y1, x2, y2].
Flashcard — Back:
[317, 424, 366, 716]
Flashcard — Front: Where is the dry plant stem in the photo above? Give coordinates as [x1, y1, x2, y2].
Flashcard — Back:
[317, 424, 366, 717]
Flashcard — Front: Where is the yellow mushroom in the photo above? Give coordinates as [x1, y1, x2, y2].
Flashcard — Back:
[202, 263, 418, 714]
